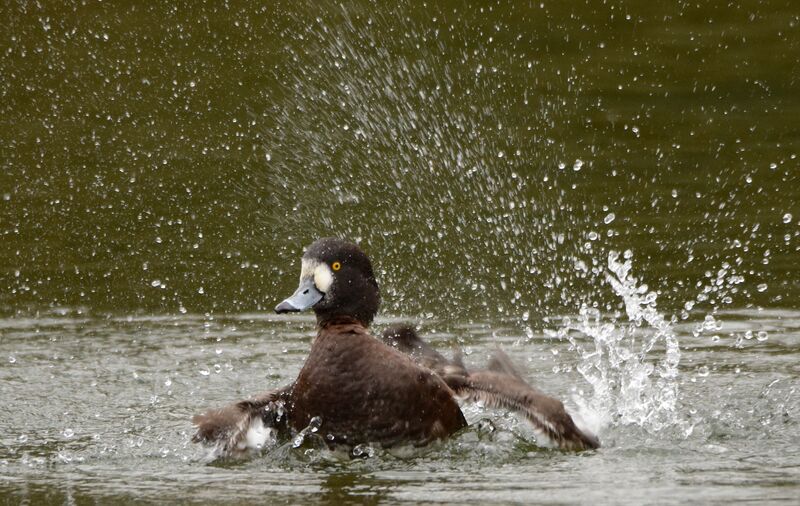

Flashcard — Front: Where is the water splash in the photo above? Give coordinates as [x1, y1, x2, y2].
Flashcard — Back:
[291, 415, 323, 449]
[553, 250, 688, 435]
[245, 5, 591, 321]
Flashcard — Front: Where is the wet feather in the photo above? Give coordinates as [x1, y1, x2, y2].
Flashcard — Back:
[191, 387, 291, 456]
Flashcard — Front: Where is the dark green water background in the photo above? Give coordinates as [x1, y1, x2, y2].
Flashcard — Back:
[2, 0, 797, 321]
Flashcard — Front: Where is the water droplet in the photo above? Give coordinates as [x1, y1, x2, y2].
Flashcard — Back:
[587, 231, 599, 241]
[696, 366, 710, 377]
[62, 429, 74, 438]
[199, 368, 210, 376]
[189, 81, 196, 88]
[497, 151, 505, 158]
[756, 331, 768, 342]
[572, 159, 583, 171]
[8, 356, 16, 364]
[150, 279, 161, 288]
[757, 283, 767, 292]
[351, 443, 375, 458]
[18, 434, 28, 443]
[783, 213, 792, 224]
[603, 212, 616, 224]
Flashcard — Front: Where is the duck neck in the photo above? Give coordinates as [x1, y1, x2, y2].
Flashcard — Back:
[316, 314, 367, 330]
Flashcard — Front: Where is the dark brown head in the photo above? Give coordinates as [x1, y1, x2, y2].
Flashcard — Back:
[274, 237, 381, 327]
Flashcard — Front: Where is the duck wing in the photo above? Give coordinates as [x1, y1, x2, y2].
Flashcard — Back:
[485, 348, 526, 381]
[191, 385, 292, 456]
[444, 352, 600, 451]
[385, 326, 600, 450]
[382, 324, 467, 376]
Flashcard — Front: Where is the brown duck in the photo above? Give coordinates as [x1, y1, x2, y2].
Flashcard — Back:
[192, 237, 599, 456]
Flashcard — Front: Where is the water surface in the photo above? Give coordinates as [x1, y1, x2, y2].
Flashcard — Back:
[1, 306, 798, 504]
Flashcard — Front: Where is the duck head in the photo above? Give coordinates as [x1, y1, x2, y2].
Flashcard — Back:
[274, 237, 381, 327]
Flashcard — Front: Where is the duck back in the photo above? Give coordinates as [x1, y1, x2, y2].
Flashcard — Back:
[289, 320, 466, 447]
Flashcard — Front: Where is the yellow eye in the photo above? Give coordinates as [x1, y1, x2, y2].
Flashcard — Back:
[332, 261, 341, 271]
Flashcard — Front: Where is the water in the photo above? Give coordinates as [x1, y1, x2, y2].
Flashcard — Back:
[1, 0, 799, 503]
[2, 1, 797, 318]
[1, 254, 798, 503]
[1, 306, 798, 503]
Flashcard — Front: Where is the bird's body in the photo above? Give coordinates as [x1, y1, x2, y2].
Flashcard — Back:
[288, 318, 466, 446]
[191, 238, 599, 458]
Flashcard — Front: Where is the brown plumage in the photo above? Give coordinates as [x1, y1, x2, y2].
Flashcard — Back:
[380, 324, 466, 376]
[289, 318, 466, 447]
[382, 324, 600, 451]
[191, 238, 598, 458]
[444, 366, 600, 451]
[191, 387, 291, 456]
[192, 320, 466, 456]
[191, 239, 466, 457]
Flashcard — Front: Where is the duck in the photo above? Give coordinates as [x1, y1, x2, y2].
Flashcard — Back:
[191, 237, 599, 457]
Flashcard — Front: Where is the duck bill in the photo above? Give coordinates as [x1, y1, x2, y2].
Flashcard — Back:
[275, 277, 323, 313]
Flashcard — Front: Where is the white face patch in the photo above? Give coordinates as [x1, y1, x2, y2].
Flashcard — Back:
[314, 263, 334, 293]
[300, 258, 334, 293]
